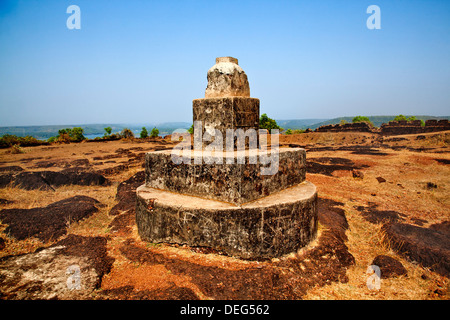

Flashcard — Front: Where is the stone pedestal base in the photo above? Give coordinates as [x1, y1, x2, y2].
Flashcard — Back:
[145, 148, 306, 205]
[136, 181, 318, 259]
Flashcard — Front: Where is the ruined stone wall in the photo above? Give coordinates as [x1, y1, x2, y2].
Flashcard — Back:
[314, 119, 450, 135]
[314, 122, 373, 133]
[380, 119, 450, 135]
[423, 120, 450, 133]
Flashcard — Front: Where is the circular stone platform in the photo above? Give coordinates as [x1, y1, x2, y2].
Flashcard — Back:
[136, 181, 318, 259]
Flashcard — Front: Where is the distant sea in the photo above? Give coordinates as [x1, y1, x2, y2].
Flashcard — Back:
[84, 133, 105, 140]
[0, 122, 191, 140]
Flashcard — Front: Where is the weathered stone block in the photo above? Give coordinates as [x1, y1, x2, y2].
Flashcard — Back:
[136, 181, 318, 259]
[193, 97, 260, 134]
[205, 57, 250, 98]
[145, 148, 306, 205]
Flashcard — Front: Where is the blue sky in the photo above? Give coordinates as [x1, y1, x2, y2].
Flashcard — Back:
[0, 0, 449, 126]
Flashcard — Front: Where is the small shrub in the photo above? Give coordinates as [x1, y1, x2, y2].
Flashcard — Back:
[285, 129, 292, 135]
[10, 144, 24, 154]
[57, 133, 71, 143]
[120, 128, 135, 139]
[0, 134, 46, 148]
[0, 134, 19, 147]
[292, 129, 305, 134]
[109, 133, 120, 140]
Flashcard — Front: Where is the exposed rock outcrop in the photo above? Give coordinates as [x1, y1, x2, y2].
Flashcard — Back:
[306, 157, 369, 176]
[0, 196, 100, 242]
[371, 255, 407, 278]
[108, 171, 145, 235]
[0, 235, 114, 299]
[382, 222, 450, 277]
[0, 169, 109, 191]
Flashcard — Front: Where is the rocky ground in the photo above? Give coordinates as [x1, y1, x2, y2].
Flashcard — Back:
[0, 132, 449, 300]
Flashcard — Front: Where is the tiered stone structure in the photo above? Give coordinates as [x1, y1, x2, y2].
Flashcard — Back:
[136, 57, 318, 259]
[144, 148, 306, 205]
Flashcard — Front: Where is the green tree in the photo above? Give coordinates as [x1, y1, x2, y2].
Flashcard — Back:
[352, 116, 370, 123]
[187, 124, 194, 134]
[104, 127, 112, 137]
[259, 113, 281, 131]
[71, 127, 85, 141]
[285, 129, 292, 135]
[393, 114, 407, 122]
[140, 127, 148, 138]
[150, 127, 159, 138]
[407, 116, 416, 121]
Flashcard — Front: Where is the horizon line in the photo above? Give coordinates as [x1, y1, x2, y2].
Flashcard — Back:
[1, 114, 449, 129]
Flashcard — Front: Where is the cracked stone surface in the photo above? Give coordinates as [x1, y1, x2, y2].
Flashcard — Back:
[0, 235, 114, 299]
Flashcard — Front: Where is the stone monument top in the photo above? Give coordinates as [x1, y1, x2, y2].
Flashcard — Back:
[205, 56, 250, 98]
